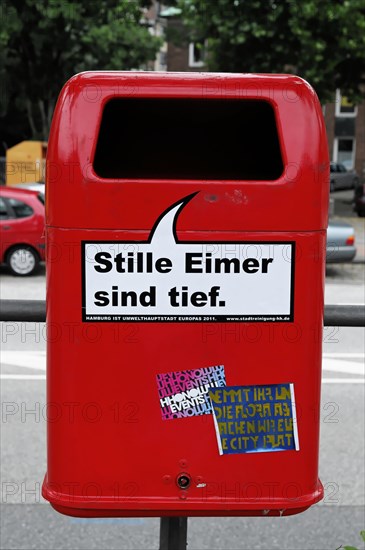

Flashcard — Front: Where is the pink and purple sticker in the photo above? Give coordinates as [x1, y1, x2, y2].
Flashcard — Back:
[156, 365, 226, 420]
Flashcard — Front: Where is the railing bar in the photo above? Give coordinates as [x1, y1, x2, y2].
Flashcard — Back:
[0, 300, 364, 326]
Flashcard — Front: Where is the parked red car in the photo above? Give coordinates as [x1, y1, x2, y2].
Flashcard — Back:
[0, 187, 45, 275]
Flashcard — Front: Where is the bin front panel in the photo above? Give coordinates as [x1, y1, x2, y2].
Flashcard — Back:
[43, 72, 328, 517]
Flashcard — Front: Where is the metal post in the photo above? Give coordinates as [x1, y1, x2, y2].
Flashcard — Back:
[159, 517, 188, 550]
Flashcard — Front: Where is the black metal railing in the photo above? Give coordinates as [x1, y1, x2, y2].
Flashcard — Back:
[0, 300, 364, 326]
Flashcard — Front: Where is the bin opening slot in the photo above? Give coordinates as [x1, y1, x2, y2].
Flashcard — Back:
[93, 98, 283, 180]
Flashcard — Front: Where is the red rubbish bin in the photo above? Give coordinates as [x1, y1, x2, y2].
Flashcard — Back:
[42, 72, 329, 517]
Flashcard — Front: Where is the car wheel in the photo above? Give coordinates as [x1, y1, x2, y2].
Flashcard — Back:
[6, 246, 40, 276]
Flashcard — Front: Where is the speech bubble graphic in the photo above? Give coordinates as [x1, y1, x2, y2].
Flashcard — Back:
[82, 194, 295, 322]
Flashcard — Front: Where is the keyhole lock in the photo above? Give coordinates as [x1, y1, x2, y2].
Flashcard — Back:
[176, 473, 191, 490]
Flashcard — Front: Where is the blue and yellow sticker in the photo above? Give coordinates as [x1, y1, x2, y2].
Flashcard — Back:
[209, 383, 299, 455]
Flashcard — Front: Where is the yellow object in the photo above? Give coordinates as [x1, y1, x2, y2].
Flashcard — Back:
[341, 96, 354, 108]
[6, 141, 47, 185]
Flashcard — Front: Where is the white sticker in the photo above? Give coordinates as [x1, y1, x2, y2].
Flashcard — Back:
[82, 194, 295, 322]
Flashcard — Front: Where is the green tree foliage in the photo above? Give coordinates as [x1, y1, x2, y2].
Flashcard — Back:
[178, 0, 365, 103]
[0, 0, 161, 141]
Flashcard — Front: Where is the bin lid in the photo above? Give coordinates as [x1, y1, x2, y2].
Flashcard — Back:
[46, 72, 329, 232]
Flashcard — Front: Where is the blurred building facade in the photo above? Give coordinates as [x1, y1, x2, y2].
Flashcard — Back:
[324, 91, 365, 180]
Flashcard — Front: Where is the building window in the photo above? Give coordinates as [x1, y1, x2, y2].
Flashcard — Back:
[188, 41, 205, 68]
[333, 137, 356, 170]
[335, 89, 358, 117]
